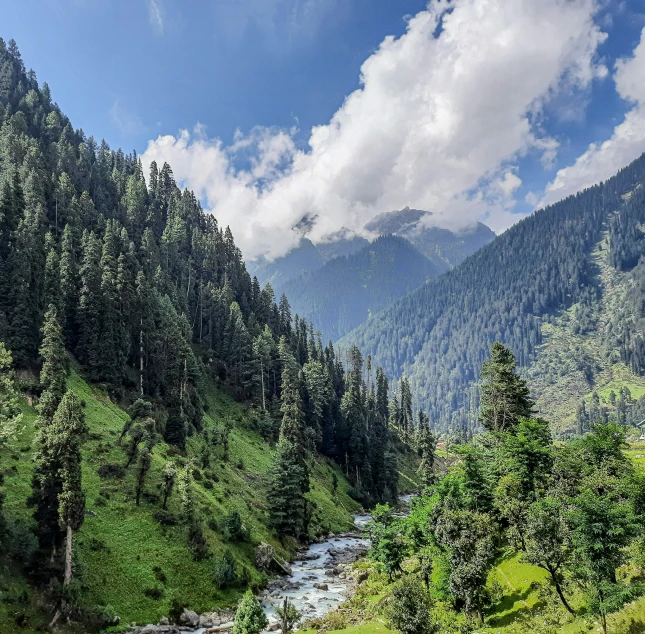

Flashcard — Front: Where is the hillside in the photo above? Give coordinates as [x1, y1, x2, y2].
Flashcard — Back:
[280, 235, 441, 342]
[0, 370, 363, 632]
[342, 154, 645, 433]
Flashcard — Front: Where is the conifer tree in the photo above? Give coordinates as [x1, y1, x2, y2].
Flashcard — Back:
[267, 338, 309, 538]
[161, 461, 177, 510]
[479, 342, 535, 433]
[0, 342, 22, 442]
[232, 590, 268, 634]
[417, 413, 437, 488]
[49, 392, 88, 585]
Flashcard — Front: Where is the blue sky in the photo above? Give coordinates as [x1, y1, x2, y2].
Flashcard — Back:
[1, 0, 427, 149]
[3, 1, 645, 259]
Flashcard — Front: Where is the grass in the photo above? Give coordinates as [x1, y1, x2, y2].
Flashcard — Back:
[307, 549, 645, 634]
[527, 228, 645, 434]
[0, 370, 361, 633]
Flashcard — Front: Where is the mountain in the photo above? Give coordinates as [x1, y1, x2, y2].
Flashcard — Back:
[248, 230, 369, 289]
[342, 154, 645, 435]
[365, 207, 496, 270]
[283, 235, 441, 341]
[256, 211, 495, 341]
[0, 39, 417, 631]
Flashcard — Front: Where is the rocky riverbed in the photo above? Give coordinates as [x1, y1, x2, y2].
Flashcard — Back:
[127, 497, 414, 634]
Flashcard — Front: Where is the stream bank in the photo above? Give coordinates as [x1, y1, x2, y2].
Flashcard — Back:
[128, 498, 413, 634]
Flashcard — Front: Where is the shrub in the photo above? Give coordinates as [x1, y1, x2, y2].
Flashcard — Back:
[98, 463, 125, 479]
[386, 575, 437, 634]
[143, 587, 164, 599]
[153, 565, 167, 584]
[212, 550, 239, 589]
[188, 523, 211, 561]
[222, 511, 249, 542]
[153, 510, 178, 526]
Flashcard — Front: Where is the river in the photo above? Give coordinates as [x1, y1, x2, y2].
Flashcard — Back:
[146, 497, 414, 634]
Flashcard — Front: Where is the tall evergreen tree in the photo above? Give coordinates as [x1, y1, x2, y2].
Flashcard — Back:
[479, 342, 534, 433]
[267, 338, 310, 538]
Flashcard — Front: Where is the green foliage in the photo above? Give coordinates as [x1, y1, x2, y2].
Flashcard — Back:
[479, 343, 535, 433]
[212, 550, 239, 589]
[222, 510, 249, 542]
[274, 597, 302, 634]
[232, 590, 268, 634]
[386, 575, 437, 634]
[0, 342, 22, 442]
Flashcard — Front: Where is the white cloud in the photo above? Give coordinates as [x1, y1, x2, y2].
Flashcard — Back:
[141, 0, 606, 259]
[147, 0, 164, 35]
[542, 26, 645, 206]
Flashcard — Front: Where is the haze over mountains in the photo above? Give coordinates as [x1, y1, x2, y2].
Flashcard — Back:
[342, 153, 645, 435]
[249, 208, 496, 341]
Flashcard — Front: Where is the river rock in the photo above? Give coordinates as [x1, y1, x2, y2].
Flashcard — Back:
[198, 614, 214, 628]
[313, 583, 329, 591]
[158, 617, 170, 625]
[355, 571, 369, 584]
[179, 608, 200, 627]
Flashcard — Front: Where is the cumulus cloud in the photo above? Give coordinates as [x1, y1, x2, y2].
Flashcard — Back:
[542, 26, 645, 206]
[141, 0, 607, 260]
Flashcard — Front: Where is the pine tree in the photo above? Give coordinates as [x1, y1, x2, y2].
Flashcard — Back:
[78, 231, 103, 379]
[38, 304, 67, 415]
[160, 461, 177, 510]
[479, 342, 535, 433]
[417, 412, 437, 488]
[59, 224, 79, 348]
[232, 590, 268, 634]
[48, 392, 88, 585]
[267, 338, 310, 538]
[0, 342, 22, 442]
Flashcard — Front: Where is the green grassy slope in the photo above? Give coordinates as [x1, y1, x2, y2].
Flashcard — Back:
[0, 371, 362, 632]
[527, 230, 645, 433]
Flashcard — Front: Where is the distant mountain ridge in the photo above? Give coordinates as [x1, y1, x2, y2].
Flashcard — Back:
[248, 210, 495, 342]
[282, 235, 442, 341]
[340, 154, 645, 434]
[365, 207, 496, 272]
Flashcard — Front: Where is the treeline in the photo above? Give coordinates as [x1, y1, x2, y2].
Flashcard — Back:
[0, 37, 411, 492]
[366, 343, 645, 634]
[344, 152, 645, 432]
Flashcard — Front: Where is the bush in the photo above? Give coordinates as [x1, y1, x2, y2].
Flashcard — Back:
[222, 511, 249, 542]
[143, 587, 164, 599]
[386, 575, 437, 634]
[98, 463, 125, 479]
[153, 565, 167, 584]
[212, 550, 239, 589]
[188, 523, 211, 561]
[153, 510, 178, 526]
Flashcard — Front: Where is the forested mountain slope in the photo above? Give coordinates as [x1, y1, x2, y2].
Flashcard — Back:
[0, 38, 419, 632]
[342, 154, 645, 433]
[283, 235, 441, 342]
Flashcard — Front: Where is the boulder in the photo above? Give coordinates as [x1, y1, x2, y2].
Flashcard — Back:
[179, 608, 200, 628]
[199, 614, 214, 628]
[313, 583, 329, 591]
[159, 617, 170, 625]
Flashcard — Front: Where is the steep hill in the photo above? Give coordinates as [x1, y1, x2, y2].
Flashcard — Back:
[342, 154, 645, 433]
[283, 235, 441, 342]
[0, 370, 360, 632]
